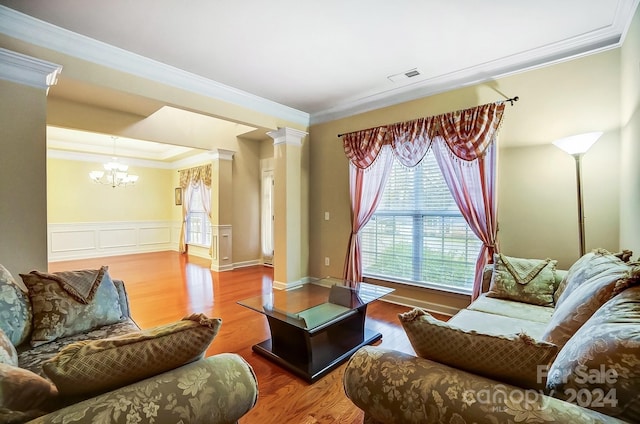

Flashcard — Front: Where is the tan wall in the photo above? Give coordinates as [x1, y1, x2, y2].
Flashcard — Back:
[309, 47, 627, 307]
[47, 158, 174, 223]
[620, 7, 640, 255]
[0, 80, 49, 276]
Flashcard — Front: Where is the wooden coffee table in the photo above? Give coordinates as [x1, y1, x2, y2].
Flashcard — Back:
[238, 278, 394, 383]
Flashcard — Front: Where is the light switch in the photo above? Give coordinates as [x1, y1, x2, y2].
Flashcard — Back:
[324, 211, 330, 221]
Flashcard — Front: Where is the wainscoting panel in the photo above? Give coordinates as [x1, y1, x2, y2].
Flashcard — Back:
[48, 221, 179, 262]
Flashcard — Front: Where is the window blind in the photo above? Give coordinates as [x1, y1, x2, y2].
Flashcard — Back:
[361, 151, 481, 292]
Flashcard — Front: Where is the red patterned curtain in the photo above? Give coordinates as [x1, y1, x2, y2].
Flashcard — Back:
[342, 128, 394, 286]
[342, 102, 505, 298]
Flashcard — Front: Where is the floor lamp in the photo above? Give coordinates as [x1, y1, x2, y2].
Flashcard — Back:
[552, 132, 602, 256]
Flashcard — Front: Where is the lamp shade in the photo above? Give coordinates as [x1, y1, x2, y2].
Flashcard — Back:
[552, 132, 602, 155]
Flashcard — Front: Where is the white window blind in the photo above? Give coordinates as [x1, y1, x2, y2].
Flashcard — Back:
[361, 151, 481, 293]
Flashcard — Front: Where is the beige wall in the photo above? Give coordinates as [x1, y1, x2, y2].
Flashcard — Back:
[309, 46, 629, 307]
[0, 80, 49, 276]
[47, 158, 174, 223]
[620, 7, 640, 255]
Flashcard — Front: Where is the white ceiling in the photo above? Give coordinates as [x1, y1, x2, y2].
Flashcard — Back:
[1, 0, 638, 158]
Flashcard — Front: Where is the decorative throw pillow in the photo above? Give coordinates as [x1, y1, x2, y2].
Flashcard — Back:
[546, 285, 640, 421]
[0, 363, 58, 412]
[0, 264, 32, 347]
[43, 314, 221, 396]
[20, 267, 123, 347]
[0, 329, 18, 367]
[554, 249, 630, 307]
[399, 308, 558, 389]
[486, 254, 557, 306]
[542, 262, 639, 348]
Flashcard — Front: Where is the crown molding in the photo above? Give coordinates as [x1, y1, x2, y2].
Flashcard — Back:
[267, 127, 308, 146]
[0, 47, 62, 91]
[47, 149, 174, 169]
[209, 149, 236, 161]
[310, 0, 639, 125]
[0, 5, 309, 126]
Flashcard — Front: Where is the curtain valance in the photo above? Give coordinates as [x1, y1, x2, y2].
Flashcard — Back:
[343, 102, 505, 168]
[179, 164, 212, 188]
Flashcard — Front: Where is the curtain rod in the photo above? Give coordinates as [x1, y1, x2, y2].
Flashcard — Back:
[337, 96, 519, 138]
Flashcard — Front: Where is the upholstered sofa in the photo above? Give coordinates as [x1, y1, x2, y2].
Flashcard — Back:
[344, 249, 640, 423]
[0, 265, 258, 424]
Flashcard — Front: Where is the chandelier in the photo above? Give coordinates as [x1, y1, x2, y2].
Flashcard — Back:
[88, 137, 139, 188]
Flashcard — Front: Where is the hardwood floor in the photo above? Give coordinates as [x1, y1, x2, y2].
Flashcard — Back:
[48, 251, 423, 424]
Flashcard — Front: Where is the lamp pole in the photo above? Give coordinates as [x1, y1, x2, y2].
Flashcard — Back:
[573, 154, 586, 256]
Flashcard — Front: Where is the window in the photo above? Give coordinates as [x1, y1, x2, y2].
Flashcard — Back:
[186, 187, 211, 247]
[360, 151, 481, 293]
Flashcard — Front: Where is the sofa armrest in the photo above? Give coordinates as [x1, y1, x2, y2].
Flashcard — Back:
[28, 353, 258, 424]
[343, 346, 624, 424]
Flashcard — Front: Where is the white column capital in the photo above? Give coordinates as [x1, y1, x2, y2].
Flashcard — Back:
[209, 148, 235, 161]
[267, 127, 308, 146]
[0, 48, 62, 93]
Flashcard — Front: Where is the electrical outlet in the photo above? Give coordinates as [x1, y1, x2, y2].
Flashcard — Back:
[325, 257, 330, 266]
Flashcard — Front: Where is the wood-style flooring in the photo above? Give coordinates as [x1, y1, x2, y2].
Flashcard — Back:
[48, 251, 430, 424]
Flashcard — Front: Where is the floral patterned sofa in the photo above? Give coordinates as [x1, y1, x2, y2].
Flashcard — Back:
[0, 265, 258, 424]
[344, 249, 640, 423]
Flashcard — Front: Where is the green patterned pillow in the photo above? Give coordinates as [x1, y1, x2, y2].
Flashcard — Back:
[486, 254, 557, 306]
[0, 329, 18, 366]
[399, 308, 558, 389]
[0, 264, 32, 346]
[20, 267, 123, 347]
[542, 262, 638, 348]
[547, 285, 640, 421]
[554, 249, 630, 306]
[43, 314, 221, 396]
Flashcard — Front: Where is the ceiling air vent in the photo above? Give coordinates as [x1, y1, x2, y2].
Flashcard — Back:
[388, 68, 421, 83]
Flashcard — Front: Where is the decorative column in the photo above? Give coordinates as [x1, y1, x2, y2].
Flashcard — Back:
[0, 49, 61, 276]
[267, 127, 308, 289]
[209, 149, 235, 271]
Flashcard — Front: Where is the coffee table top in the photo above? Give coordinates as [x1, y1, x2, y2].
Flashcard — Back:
[237, 278, 394, 331]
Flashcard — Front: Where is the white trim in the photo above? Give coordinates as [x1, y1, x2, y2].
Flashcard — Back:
[0, 48, 62, 91]
[0, 5, 309, 126]
[47, 149, 174, 169]
[209, 149, 235, 161]
[267, 127, 308, 146]
[48, 221, 179, 262]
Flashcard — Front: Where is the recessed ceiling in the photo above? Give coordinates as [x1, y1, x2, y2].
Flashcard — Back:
[47, 126, 202, 163]
[0, 0, 637, 125]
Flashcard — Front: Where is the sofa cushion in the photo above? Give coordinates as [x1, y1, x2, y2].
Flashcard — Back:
[542, 261, 639, 349]
[43, 314, 221, 396]
[0, 329, 18, 366]
[467, 294, 555, 324]
[399, 308, 558, 389]
[0, 264, 32, 347]
[546, 285, 640, 422]
[554, 249, 631, 306]
[486, 254, 557, 306]
[17, 318, 140, 379]
[20, 267, 124, 347]
[0, 363, 58, 412]
[449, 308, 549, 340]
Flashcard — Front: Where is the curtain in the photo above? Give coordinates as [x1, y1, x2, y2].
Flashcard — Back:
[178, 164, 212, 254]
[343, 127, 394, 286]
[341, 102, 505, 298]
